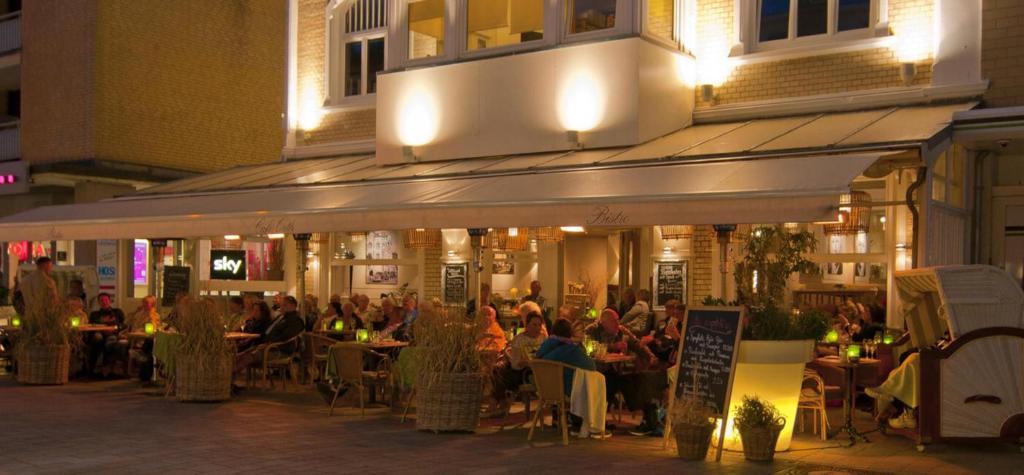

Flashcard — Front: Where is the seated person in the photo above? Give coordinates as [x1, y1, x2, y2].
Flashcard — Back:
[86, 293, 127, 377]
[584, 308, 639, 353]
[226, 296, 245, 330]
[517, 301, 549, 338]
[478, 306, 507, 352]
[327, 301, 365, 334]
[491, 312, 547, 412]
[128, 295, 160, 383]
[536, 318, 600, 436]
[233, 296, 306, 380]
[242, 301, 274, 336]
[557, 305, 587, 342]
[866, 351, 921, 430]
[619, 289, 653, 337]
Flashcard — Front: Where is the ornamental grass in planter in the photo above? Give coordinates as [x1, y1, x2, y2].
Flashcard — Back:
[15, 281, 71, 385]
[173, 298, 240, 402]
[412, 307, 488, 432]
[734, 396, 786, 462]
[671, 372, 718, 461]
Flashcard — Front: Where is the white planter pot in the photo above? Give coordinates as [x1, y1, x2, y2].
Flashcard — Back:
[720, 339, 813, 452]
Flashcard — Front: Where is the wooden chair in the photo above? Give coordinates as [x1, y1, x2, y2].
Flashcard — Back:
[798, 368, 831, 441]
[302, 333, 336, 385]
[329, 342, 392, 417]
[255, 334, 302, 390]
[527, 359, 578, 446]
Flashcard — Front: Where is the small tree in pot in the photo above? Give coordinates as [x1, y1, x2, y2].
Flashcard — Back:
[413, 308, 488, 432]
[15, 283, 71, 385]
[173, 298, 240, 402]
[734, 395, 786, 462]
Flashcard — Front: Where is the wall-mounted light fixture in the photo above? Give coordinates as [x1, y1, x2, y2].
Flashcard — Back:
[402, 145, 420, 163]
[566, 130, 583, 149]
[899, 62, 917, 87]
[700, 84, 715, 103]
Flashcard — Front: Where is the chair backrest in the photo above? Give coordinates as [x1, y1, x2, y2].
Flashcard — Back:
[332, 343, 366, 381]
[530, 359, 572, 402]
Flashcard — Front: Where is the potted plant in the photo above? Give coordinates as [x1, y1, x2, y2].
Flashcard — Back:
[734, 395, 786, 462]
[671, 372, 718, 461]
[720, 225, 827, 451]
[15, 283, 71, 385]
[412, 308, 487, 432]
[173, 298, 237, 402]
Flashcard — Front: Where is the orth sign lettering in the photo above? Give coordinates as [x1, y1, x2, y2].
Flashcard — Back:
[210, 250, 247, 281]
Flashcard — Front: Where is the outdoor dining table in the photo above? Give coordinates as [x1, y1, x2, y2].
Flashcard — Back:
[75, 324, 118, 333]
[815, 355, 880, 446]
[594, 353, 635, 365]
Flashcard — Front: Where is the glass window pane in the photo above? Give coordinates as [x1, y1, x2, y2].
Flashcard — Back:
[646, 0, 674, 42]
[796, 0, 827, 37]
[467, 0, 544, 50]
[345, 41, 362, 96]
[367, 38, 385, 94]
[409, 0, 445, 59]
[950, 146, 966, 208]
[759, 0, 790, 42]
[569, 0, 617, 34]
[837, 0, 871, 32]
[932, 151, 948, 203]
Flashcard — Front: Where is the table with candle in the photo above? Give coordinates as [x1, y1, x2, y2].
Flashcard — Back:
[814, 349, 880, 446]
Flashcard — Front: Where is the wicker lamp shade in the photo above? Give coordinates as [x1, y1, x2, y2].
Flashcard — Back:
[404, 228, 442, 249]
[824, 191, 872, 235]
[659, 225, 693, 240]
[533, 227, 565, 242]
[489, 227, 529, 251]
[348, 231, 367, 237]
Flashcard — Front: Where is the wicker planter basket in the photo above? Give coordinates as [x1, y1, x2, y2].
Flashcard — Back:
[175, 353, 233, 402]
[673, 422, 715, 461]
[738, 424, 784, 462]
[415, 373, 483, 432]
[16, 344, 70, 385]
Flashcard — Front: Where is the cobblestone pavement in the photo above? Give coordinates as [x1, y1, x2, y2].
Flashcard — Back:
[0, 377, 1019, 475]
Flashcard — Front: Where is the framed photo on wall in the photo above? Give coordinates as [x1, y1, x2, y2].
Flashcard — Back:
[366, 231, 398, 285]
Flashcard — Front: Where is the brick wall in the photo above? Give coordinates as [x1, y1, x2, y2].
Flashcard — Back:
[690, 225, 713, 303]
[422, 242, 442, 301]
[297, 0, 377, 146]
[94, 0, 286, 173]
[647, 0, 675, 42]
[696, 0, 935, 107]
[21, 0, 98, 164]
[982, 0, 1024, 107]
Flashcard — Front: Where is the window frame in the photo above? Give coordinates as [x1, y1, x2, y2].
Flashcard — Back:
[560, 0, 634, 45]
[743, 0, 887, 54]
[457, 0, 556, 61]
[326, 0, 389, 110]
[639, 0, 682, 49]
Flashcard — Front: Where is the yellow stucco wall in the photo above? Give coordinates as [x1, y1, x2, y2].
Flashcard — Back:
[23, 0, 286, 173]
[695, 0, 936, 107]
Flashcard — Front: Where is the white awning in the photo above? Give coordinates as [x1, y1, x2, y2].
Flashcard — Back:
[0, 153, 882, 241]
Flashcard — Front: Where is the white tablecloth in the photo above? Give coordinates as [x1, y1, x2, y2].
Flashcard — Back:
[570, 369, 607, 438]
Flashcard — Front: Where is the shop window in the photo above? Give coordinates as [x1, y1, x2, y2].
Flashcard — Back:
[329, 0, 387, 104]
[756, 0, 877, 48]
[466, 0, 544, 51]
[645, 0, 675, 43]
[932, 146, 967, 209]
[409, 0, 445, 59]
[567, 0, 617, 34]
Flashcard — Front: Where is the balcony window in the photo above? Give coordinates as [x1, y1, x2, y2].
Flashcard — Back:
[329, 0, 387, 105]
[466, 0, 544, 51]
[756, 0, 877, 47]
[409, 0, 445, 59]
[568, 0, 617, 34]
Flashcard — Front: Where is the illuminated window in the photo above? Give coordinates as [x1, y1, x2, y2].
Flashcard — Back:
[466, 0, 544, 51]
[645, 0, 675, 43]
[932, 145, 967, 209]
[757, 0, 875, 46]
[409, 0, 445, 59]
[568, 0, 617, 34]
[330, 0, 387, 103]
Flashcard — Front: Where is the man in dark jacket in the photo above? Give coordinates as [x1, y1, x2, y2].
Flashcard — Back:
[234, 296, 304, 378]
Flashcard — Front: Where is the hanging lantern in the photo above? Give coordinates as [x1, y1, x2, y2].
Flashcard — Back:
[404, 228, 441, 249]
[534, 227, 565, 243]
[659, 225, 693, 240]
[824, 191, 872, 235]
[490, 227, 529, 251]
[348, 231, 367, 237]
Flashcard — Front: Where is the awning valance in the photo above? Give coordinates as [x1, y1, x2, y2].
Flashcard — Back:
[0, 153, 882, 241]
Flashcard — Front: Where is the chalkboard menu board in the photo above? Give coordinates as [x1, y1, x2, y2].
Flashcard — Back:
[443, 263, 468, 305]
[162, 266, 191, 306]
[655, 261, 687, 307]
[672, 307, 743, 415]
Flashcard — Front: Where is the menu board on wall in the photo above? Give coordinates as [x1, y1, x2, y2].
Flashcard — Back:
[161, 266, 191, 306]
[666, 306, 744, 461]
[655, 261, 687, 307]
[443, 263, 468, 305]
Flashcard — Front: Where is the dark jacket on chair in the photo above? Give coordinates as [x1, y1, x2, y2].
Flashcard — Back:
[262, 310, 305, 353]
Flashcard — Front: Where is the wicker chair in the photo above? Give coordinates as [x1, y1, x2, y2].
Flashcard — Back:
[798, 368, 831, 441]
[527, 359, 579, 446]
[302, 333, 336, 385]
[329, 342, 392, 417]
[255, 334, 302, 390]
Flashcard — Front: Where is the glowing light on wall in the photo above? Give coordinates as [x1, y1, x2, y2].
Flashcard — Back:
[893, 14, 932, 62]
[697, 23, 733, 87]
[673, 54, 698, 88]
[397, 89, 439, 146]
[558, 72, 605, 132]
[298, 88, 325, 131]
